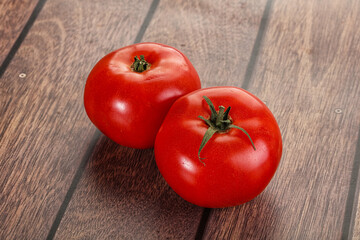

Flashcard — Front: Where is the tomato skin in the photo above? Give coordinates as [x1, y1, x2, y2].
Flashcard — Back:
[154, 87, 282, 208]
[84, 42, 201, 148]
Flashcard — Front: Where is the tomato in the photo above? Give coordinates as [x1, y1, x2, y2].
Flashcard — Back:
[84, 42, 201, 148]
[154, 87, 282, 208]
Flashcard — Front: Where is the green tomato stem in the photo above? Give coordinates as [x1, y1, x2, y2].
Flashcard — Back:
[131, 55, 151, 72]
[198, 96, 256, 161]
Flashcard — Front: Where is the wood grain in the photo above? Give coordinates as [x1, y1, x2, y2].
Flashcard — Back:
[54, 0, 268, 239]
[54, 137, 202, 239]
[143, 0, 268, 88]
[2, 0, 359, 239]
[203, 0, 360, 239]
[351, 133, 360, 240]
[0, 0, 151, 239]
[0, 0, 38, 65]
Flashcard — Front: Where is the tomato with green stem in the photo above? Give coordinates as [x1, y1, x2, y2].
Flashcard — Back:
[154, 87, 282, 208]
[84, 42, 201, 148]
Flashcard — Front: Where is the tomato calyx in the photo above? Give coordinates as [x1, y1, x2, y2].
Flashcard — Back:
[198, 96, 256, 162]
[131, 55, 151, 72]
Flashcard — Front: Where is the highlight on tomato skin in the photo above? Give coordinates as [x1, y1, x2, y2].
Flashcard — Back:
[154, 87, 282, 208]
[83, 42, 201, 149]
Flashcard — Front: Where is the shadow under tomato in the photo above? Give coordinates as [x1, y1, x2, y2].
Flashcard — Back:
[81, 135, 203, 238]
[86, 136, 163, 200]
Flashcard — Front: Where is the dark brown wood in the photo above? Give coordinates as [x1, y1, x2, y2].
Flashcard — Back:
[354, 194, 360, 239]
[0, 0, 152, 239]
[144, 0, 268, 88]
[0, 0, 38, 65]
[54, 137, 202, 239]
[203, 0, 360, 239]
[54, 0, 268, 239]
[2, 0, 360, 239]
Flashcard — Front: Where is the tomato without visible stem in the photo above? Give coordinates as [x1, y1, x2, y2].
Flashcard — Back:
[154, 87, 282, 208]
[84, 42, 201, 148]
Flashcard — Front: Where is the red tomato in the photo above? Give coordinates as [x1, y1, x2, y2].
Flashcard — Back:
[84, 42, 201, 148]
[154, 87, 282, 208]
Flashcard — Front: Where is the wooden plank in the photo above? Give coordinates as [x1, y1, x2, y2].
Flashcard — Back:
[54, 137, 202, 239]
[144, 0, 268, 88]
[0, 0, 38, 65]
[54, 0, 268, 239]
[0, 0, 151, 239]
[350, 134, 360, 239]
[203, 0, 360, 239]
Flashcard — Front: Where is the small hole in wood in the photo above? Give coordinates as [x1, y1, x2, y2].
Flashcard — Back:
[334, 108, 343, 114]
[19, 73, 26, 78]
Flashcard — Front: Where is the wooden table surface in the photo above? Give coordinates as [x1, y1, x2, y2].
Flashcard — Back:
[1, 0, 360, 239]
